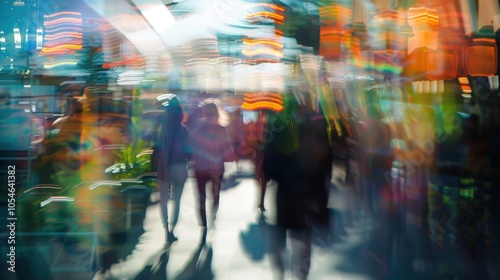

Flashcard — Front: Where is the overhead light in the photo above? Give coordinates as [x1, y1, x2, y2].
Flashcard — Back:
[14, 1, 25, 7]
[0, 31, 5, 51]
[36, 27, 43, 49]
[13, 27, 21, 49]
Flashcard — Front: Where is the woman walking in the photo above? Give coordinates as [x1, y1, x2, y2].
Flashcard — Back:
[153, 96, 189, 245]
[187, 100, 234, 244]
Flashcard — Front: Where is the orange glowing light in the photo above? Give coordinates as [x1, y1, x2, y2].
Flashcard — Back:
[246, 12, 285, 24]
[242, 93, 284, 112]
[402, 47, 458, 81]
[244, 95, 283, 104]
[463, 41, 498, 76]
[40, 44, 82, 54]
[319, 5, 353, 60]
[243, 39, 283, 49]
[242, 102, 284, 112]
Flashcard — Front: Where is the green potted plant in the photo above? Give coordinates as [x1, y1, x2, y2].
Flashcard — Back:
[111, 139, 156, 229]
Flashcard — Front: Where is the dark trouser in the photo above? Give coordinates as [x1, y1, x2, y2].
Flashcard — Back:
[194, 170, 223, 227]
[269, 225, 312, 280]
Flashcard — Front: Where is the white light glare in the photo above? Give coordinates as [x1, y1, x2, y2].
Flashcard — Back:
[88, 181, 121, 190]
[36, 27, 43, 49]
[40, 196, 75, 207]
[156, 93, 175, 101]
[13, 27, 21, 49]
[0, 31, 5, 51]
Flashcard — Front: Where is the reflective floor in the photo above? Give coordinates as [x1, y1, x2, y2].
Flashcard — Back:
[2, 160, 499, 280]
[91, 161, 378, 280]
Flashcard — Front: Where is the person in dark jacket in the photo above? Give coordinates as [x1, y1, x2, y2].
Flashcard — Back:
[264, 91, 333, 280]
[153, 96, 189, 245]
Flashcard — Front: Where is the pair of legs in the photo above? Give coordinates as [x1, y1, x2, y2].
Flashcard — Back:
[269, 177, 314, 280]
[159, 163, 187, 243]
[269, 226, 312, 280]
[194, 170, 223, 228]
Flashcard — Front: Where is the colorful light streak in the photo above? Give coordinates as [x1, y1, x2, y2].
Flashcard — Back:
[243, 38, 283, 49]
[246, 11, 285, 24]
[242, 93, 284, 112]
[242, 48, 283, 58]
[41, 44, 83, 54]
[43, 60, 79, 69]
[44, 32, 83, 41]
[41, 12, 83, 56]
[44, 18, 83, 26]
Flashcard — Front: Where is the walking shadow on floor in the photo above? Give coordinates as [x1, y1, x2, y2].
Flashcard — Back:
[239, 214, 270, 261]
[221, 168, 254, 191]
[133, 248, 170, 280]
[175, 245, 214, 280]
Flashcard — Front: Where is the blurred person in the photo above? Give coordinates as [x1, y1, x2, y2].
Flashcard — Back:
[187, 100, 234, 245]
[354, 89, 395, 277]
[246, 110, 269, 213]
[356, 88, 393, 221]
[77, 88, 133, 182]
[426, 93, 492, 278]
[458, 112, 491, 277]
[152, 96, 189, 245]
[35, 98, 83, 185]
[399, 106, 436, 231]
[263, 91, 333, 280]
[226, 108, 246, 167]
[255, 110, 269, 214]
